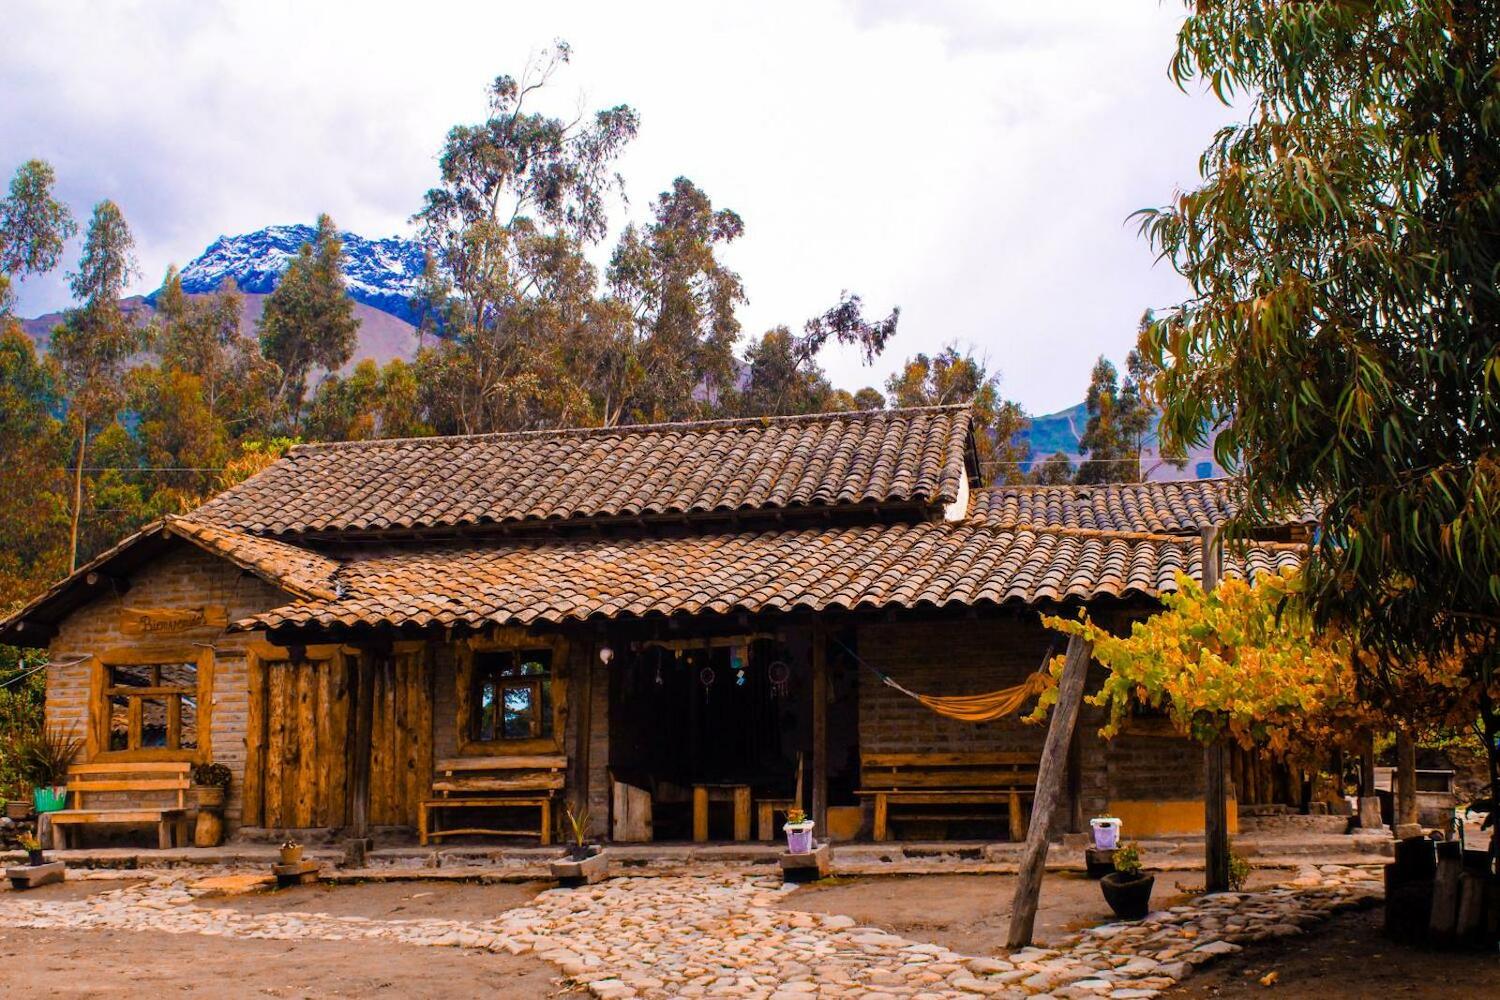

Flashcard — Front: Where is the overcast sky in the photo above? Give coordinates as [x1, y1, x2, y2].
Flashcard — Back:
[2, 0, 1232, 416]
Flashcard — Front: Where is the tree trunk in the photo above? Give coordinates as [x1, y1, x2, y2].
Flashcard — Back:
[68, 412, 87, 574]
[1396, 731, 1419, 833]
[1006, 634, 1094, 948]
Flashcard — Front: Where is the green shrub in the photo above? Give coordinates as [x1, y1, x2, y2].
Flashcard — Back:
[1114, 841, 1144, 875]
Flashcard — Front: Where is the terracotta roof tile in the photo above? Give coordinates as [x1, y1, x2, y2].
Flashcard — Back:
[233, 522, 1304, 632]
[192, 406, 974, 537]
[970, 480, 1319, 534]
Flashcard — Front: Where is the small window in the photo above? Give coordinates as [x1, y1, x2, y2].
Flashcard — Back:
[106, 661, 198, 751]
[471, 650, 553, 742]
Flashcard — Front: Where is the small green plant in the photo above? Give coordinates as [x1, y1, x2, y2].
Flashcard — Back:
[1228, 845, 1252, 891]
[18, 725, 82, 789]
[564, 804, 591, 847]
[16, 832, 40, 852]
[1114, 841, 1144, 876]
[191, 762, 231, 789]
[786, 806, 808, 825]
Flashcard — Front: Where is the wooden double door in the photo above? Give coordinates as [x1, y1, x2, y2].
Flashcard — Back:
[244, 644, 433, 830]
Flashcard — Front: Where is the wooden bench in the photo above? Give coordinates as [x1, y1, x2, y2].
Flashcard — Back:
[856, 752, 1038, 842]
[418, 755, 565, 846]
[48, 762, 191, 849]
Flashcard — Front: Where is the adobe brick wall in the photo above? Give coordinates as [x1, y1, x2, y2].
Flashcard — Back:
[44, 542, 288, 830]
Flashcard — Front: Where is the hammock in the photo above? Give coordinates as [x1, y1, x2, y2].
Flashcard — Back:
[833, 637, 1057, 723]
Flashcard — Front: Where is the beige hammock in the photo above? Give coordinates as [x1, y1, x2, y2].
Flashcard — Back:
[836, 636, 1059, 723]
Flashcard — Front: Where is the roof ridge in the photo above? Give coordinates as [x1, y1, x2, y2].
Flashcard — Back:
[287, 404, 971, 456]
[978, 478, 1237, 494]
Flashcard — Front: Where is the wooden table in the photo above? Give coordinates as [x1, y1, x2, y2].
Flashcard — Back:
[692, 783, 751, 842]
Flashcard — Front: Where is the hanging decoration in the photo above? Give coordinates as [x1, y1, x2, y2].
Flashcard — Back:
[767, 660, 791, 700]
[731, 644, 747, 686]
[699, 664, 716, 699]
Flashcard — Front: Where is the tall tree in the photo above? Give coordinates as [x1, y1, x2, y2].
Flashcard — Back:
[257, 214, 360, 432]
[0, 327, 69, 601]
[0, 160, 76, 315]
[412, 43, 638, 433]
[605, 177, 744, 424]
[1138, 0, 1500, 849]
[48, 200, 140, 571]
[737, 292, 897, 416]
[886, 346, 1031, 484]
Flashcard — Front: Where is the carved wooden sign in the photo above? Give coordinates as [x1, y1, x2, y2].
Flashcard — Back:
[119, 605, 228, 636]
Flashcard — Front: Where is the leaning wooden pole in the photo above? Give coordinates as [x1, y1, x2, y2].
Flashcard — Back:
[1201, 525, 1231, 893]
[1006, 633, 1094, 948]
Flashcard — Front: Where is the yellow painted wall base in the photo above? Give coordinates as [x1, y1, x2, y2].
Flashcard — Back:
[1104, 799, 1238, 838]
[827, 806, 862, 842]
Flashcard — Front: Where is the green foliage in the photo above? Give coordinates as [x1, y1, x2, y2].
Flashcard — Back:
[1227, 845, 1251, 892]
[1033, 451, 1075, 485]
[16, 723, 81, 789]
[1138, 1, 1500, 839]
[191, 762, 231, 789]
[886, 345, 1030, 484]
[1076, 340, 1179, 485]
[1114, 841, 1143, 875]
[0, 160, 76, 315]
[0, 646, 46, 800]
[258, 214, 360, 432]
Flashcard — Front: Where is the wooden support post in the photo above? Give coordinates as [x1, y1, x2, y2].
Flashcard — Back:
[1359, 733, 1382, 829]
[348, 648, 376, 839]
[812, 622, 829, 835]
[1200, 525, 1231, 893]
[573, 639, 596, 836]
[1396, 731, 1419, 834]
[1006, 634, 1093, 949]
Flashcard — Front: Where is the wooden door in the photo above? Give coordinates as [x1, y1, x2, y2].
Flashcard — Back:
[366, 645, 433, 827]
[244, 645, 350, 829]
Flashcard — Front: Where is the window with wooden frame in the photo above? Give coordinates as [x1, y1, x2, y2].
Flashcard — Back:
[471, 650, 553, 742]
[91, 647, 214, 761]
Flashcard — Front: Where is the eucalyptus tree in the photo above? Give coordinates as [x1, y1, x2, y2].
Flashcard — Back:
[413, 41, 639, 432]
[886, 346, 1031, 484]
[1139, 1, 1500, 836]
[48, 200, 140, 571]
[0, 159, 75, 316]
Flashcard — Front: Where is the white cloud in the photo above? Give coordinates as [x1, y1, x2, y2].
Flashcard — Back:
[1, 0, 1233, 414]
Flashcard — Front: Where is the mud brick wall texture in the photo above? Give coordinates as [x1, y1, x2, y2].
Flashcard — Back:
[45, 543, 288, 830]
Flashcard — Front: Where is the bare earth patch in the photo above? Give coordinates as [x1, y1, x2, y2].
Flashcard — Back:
[1162, 906, 1496, 1000]
[780, 868, 1289, 953]
[198, 878, 549, 921]
[0, 926, 577, 999]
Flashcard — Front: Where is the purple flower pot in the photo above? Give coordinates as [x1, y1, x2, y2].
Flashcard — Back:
[784, 822, 814, 854]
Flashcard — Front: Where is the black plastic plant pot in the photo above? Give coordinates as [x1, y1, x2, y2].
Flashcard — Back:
[26, 849, 44, 866]
[1100, 871, 1155, 920]
[567, 843, 599, 861]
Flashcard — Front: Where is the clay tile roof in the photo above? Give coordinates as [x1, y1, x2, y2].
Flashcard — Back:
[233, 522, 1305, 632]
[163, 516, 340, 601]
[191, 406, 975, 537]
[969, 480, 1319, 535]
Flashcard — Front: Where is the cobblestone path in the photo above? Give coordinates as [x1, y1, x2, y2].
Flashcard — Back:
[0, 864, 1382, 999]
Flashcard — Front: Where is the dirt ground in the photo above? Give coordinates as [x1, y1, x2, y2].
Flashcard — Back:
[0, 878, 577, 999]
[198, 878, 549, 921]
[780, 868, 1288, 953]
[1162, 907, 1498, 999]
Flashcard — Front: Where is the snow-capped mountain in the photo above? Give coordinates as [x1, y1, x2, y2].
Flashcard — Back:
[177, 224, 426, 324]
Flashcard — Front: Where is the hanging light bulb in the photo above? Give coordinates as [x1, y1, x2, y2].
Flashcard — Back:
[598, 645, 614, 665]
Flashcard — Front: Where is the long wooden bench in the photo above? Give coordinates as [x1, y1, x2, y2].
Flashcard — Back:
[418, 755, 565, 846]
[855, 752, 1039, 842]
[48, 762, 191, 849]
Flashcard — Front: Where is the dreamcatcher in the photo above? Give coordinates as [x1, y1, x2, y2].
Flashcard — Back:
[767, 660, 791, 700]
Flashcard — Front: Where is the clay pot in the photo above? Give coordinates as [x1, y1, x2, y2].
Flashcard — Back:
[1101, 871, 1155, 920]
[279, 844, 303, 865]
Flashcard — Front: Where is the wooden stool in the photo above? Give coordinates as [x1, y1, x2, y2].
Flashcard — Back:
[692, 784, 751, 842]
[757, 798, 796, 841]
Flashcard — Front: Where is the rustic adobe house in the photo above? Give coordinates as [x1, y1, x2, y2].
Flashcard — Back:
[0, 405, 1310, 847]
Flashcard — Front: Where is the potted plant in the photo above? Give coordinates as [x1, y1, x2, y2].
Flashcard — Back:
[1089, 814, 1122, 850]
[279, 839, 303, 865]
[562, 804, 599, 861]
[19, 725, 82, 814]
[783, 806, 815, 854]
[17, 832, 43, 867]
[549, 805, 608, 886]
[191, 763, 231, 847]
[1100, 841, 1155, 920]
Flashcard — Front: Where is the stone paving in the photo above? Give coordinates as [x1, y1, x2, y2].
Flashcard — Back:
[0, 863, 1383, 999]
